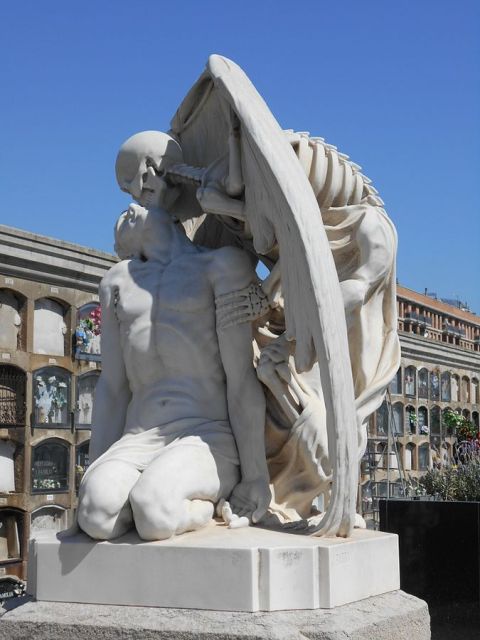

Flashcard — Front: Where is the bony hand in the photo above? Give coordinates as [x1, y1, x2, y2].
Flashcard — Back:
[229, 477, 271, 524]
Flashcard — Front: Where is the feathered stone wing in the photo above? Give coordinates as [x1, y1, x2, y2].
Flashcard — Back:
[170, 55, 358, 536]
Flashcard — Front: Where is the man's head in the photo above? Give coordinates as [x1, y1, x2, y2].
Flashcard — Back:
[115, 131, 183, 210]
[114, 203, 149, 259]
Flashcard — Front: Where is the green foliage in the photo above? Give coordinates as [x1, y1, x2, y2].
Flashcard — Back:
[419, 442, 480, 501]
[443, 409, 477, 441]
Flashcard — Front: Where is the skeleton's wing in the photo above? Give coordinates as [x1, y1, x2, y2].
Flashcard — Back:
[171, 55, 358, 537]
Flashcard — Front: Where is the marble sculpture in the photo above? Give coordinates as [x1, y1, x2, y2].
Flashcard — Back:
[77, 54, 399, 542]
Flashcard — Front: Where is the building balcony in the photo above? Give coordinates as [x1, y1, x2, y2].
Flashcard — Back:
[404, 312, 432, 327]
[442, 323, 466, 337]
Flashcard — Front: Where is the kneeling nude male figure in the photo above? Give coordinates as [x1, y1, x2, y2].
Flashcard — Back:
[77, 133, 271, 541]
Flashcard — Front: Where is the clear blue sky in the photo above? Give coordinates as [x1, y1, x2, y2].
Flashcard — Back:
[1, 1, 479, 311]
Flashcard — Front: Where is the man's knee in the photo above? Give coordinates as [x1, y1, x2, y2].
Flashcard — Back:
[77, 505, 118, 540]
[77, 462, 137, 540]
[129, 480, 179, 540]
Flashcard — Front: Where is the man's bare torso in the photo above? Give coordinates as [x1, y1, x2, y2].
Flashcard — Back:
[105, 248, 229, 434]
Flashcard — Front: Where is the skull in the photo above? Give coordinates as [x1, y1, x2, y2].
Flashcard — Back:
[115, 131, 183, 210]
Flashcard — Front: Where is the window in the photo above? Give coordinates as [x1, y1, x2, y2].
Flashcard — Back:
[75, 373, 99, 427]
[33, 367, 70, 427]
[418, 369, 429, 399]
[441, 372, 451, 402]
[75, 303, 101, 360]
[404, 366, 416, 397]
[33, 298, 67, 356]
[472, 412, 479, 429]
[0, 509, 22, 561]
[75, 441, 90, 491]
[430, 371, 440, 401]
[0, 365, 26, 426]
[31, 440, 69, 493]
[389, 368, 402, 395]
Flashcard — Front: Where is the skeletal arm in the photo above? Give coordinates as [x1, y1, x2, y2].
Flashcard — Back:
[212, 248, 271, 523]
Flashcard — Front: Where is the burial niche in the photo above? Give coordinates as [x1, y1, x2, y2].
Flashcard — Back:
[31, 440, 69, 493]
[33, 367, 70, 427]
[75, 373, 99, 427]
[33, 298, 67, 356]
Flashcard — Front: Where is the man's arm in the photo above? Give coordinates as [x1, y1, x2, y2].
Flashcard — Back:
[89, 272, 131, 462]
[212, 248, 271, 523]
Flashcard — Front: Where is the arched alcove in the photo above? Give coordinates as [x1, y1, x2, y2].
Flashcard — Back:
[472, 379, 479, 404]
[376, 442, 388, 469]
[33, 298, 68, 356]
[33, 367, 71, 427]
[0, 289, 26, 352]
[405, 443, 415, 471]
[462, 376, 470, 403]
[75, 303, 101, 360]
[389, 368, 402, 395]
[75, 372, 99, 427]
[405, 405, 416, 434]
[404, 366, 416, 397]
[430, 371, 440, 401]
[418, 443, 430, 471]
[0, 508, 24, 562]
[0, 365, 26, 427]
[442, 407, 454, 436]
[441, 372, 451, 402]
[392, 402, 404, 435]
[75, 440, 90, 491]
[430, 406, 441, 435]
[376, 401, 389, 436]
[30, 505, 68, 533]
[31, 439, 69, 493]
[418, 368, 429, 399]
[451, 375, 460, 402]
[418, 406, 429, 434]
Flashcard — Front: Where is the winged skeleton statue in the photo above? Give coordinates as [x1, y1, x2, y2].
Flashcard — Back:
[122, 55, 400, 537]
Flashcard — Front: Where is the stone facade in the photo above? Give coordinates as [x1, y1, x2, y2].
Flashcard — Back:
[362, 285, 480, 519]
[0, 224, 115, 580]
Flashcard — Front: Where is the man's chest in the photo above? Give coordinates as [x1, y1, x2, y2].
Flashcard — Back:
[116, 260, 214, 324]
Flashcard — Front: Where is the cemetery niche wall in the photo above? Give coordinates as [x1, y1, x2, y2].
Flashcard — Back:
[0, 222, 116, 581]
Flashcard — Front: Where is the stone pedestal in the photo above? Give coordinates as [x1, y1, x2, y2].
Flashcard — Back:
[28, 524, 400, 612]
[0, 591, 431, 639]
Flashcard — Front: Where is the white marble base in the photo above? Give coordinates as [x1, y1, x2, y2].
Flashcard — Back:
[28, 524, 399, 612]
